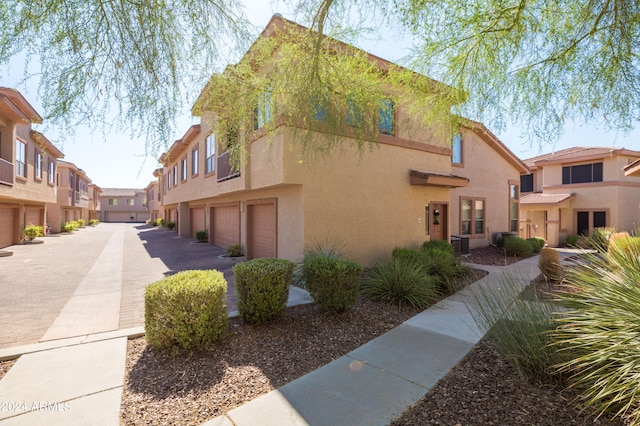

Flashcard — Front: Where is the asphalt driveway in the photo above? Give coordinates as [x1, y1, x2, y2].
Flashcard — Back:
[0, 223, 237, 349]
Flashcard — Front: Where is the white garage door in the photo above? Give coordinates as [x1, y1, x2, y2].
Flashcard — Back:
[0, 207, 16, 248]
[211, 204, 240, 249]
[247, 199, 277, 259]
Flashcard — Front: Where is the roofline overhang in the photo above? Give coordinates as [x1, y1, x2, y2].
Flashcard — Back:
[409, 169, 469, 188]
[0, 87, 43, 124]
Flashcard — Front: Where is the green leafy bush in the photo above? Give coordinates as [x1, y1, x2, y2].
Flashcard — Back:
[156, 218, 165, 227]
[392, 247, 430, 272]
[362, 258, 439, 309]
[292, 241, 346, 289]
[304, 256, 362, 314]
[195, 230, 208, 243]
[526, 237, 545, 253]
[226, 244, 243, 257]
[233, 258, 295, 324]
[76, 219, 86, 227]
[392, 247, 468, 295]
[89, 219, 99, 226]
[22, 224, 43, 241]
[504, 236, 533, 257]
[553, 241, 640, 423]
[538, 247, 562, 281]
[62, 222, 76, 232]
[145, 270, 228, 351]
[421, 240, 455, 255]
[166, 222, 176, 230]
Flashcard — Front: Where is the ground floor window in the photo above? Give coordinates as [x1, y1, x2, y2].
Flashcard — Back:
[460, 197, 485, 236]
[577, 210, 607, 235]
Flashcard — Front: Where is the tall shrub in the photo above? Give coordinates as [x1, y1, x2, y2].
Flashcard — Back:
[538, 247, 562, 281]
[233, 258, 295, 324]
[504, 236, 533, 257]
[304, 256, 361, 314]
[145, 270, 228, 350]
[292, 241, 346, 289]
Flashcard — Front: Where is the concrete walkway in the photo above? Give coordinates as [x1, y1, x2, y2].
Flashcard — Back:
[0, 248, 575, 425]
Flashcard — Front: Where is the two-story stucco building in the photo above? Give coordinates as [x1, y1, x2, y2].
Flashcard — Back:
[99, 188, 148, 222]
[520, 146, 640, 246]
[0, 88, 65, 248]
[47, 160, 96, 232]
[155, 15, 528, 264]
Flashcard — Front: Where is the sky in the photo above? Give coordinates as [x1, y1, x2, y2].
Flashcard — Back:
[1, 1, 637, 189]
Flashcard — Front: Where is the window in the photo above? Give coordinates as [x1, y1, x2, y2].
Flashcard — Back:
[460, 198, 485, 235]
[35, 151, 43, 180]
[562, 162, 603, 184]
[192, 147, 199, 176]
[48, 159, 55, 184]
[509, 183, 519, 232]
[255, 90, 273, 129]
[167, 171, 171, 189]
[520, 174, 534, 193]
[378, 98, 394, 135]
[15, 140, 26, 177]
[142, 197, 147, 207]
[346, 99, 363, 127]
[205, 134, 215, 174]
[577, 210, 607, 235]
[172, 165, 178, 186]
[108, 199, 117, 206]
[181, 157, 187, 181]
[127, 199, 134, 206]
[312, 96, 328, 121]
[451, 133, 462, 164]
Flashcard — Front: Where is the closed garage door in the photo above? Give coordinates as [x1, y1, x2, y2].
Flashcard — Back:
[0, 207, 16, 248]
[106, 211, 132, 222]
[190, 207, 206, 237]
[211, 204, 240, 248]
[247, 199, 277, 259]
[135, 212, 148, 222]
[25, 207, 42, 227]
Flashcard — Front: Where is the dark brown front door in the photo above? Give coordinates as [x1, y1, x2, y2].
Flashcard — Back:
[430, 203, 447, 241]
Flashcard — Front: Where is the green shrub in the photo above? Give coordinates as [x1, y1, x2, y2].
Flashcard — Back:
[145, 270, 228, 351]
[392, 247, 468, 295]
[421, 240, 455, 255]
[157, 218, 165, 227]
[166, 222, 176, 230]
[304, 256, 362, 314]
[362, 258, 439, 309]
[233, 258, 295, 324]
[292, 241, 346, 289]
[588, 227, 616, 253]
[553, 241, 640, 423]
[195, 230, 208, 243]
[22, 224, 43, 241]
[62, 222, 76, 232]
[76, 219, 86, 227]
[526, 237, 545, 253]
[538, 247, 562, 281]
[392, 247, 430, 273]
[471, 276, 565, 385]
[565, 234, 581, 247]
[89, 219, 99, 226]
[226, 244, 243, 257]
[504, 236, 533, 257]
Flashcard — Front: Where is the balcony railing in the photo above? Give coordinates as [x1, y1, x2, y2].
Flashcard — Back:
[216, 151, 241, 182]
[0, 158, 13, 187]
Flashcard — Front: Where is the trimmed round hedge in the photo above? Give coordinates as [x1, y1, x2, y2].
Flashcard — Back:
[145, 269, 228, 350]
[233, 258, 296, 324]
[304, 256, 362, 314]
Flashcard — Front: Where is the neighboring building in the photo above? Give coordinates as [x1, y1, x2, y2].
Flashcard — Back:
[624, 158, 640, 177]
[449, 121, 530, 249]
[145, 173, 161, 223]
[156, 15, 525, 264]
[0, 87, 65, 248]
[47, 160, 94, 231]
[519, 147, 640, 246]
[88, 183, 102, 221]
[99, 188, 148, 222]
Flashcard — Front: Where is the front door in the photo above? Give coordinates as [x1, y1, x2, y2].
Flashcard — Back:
[430, 203, 447, 241]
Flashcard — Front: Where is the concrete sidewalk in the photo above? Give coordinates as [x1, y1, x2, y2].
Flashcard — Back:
[0, 250, 571, 425]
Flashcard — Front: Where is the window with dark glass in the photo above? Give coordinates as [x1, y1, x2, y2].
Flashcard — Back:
[346, 99, 363, 127]
[520, 174, 534, 192]
[562, 162, 603, 184]
[378, 99, 394, 135]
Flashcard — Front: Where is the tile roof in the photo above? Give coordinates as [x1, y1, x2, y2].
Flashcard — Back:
[524, 146, 640, 168]
[99, 188, 145, 197]
[520, 192, 575, 205]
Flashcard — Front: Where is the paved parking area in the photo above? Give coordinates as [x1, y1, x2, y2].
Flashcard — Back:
[0, 223, 236, 349]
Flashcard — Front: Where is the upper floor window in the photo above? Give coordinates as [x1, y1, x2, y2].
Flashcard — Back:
[562, 162, 603, 184]
[520, 173, 534, 193]
[167, 171, 171, 189]
[15, 140, 26, 178]
[192, 147, 199, 176]
[346, 99, 364, 128]
[312, 96, 328, 121]
[452, 133, 462, 164]
[108, 198, 117, 206]
[35, 151, 43, 180]
[378, 98, 394, 135]
[205, 134, 215, 174]
[127, 199, 134, 206]
[48, 159, 55, 184]
[172, 165, 178, 186]
[181, 157, 187, 181]
[255, 90, 273, 129]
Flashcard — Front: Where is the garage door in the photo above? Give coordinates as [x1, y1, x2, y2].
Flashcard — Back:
[0, 207, 16, 248]
[190, 207, 206, 237]
[106, 211, 132, 222]
[25, 207, 42, 227]
[211, 204, 240, 248]
[135, 212, 148, 222]
[247, 199, 277, 259]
